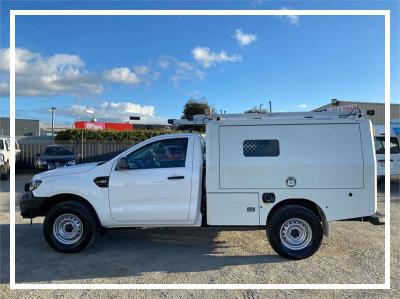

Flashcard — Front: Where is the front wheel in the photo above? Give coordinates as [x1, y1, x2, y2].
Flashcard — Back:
[43, 200, 98, 253]
[267, 204, 323, 259]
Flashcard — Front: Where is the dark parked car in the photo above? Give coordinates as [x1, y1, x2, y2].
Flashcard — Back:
[36, 145, 76, 171]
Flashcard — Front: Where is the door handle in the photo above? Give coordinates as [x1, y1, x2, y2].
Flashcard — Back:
[168, 176, 184, 180]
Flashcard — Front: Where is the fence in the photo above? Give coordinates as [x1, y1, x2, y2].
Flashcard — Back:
[17, 140, 133, 169]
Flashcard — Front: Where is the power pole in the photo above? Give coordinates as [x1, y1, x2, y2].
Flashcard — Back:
[268, 101, 272, 113]
[51, 107, 56, 137]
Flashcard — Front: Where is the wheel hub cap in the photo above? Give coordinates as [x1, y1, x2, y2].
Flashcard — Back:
[53, 213, 83, 245]
[279, 218, 312, 251]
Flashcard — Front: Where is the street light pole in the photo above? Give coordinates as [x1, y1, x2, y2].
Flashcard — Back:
[51, 107, 56, 137]
[268, 101, 272, 113]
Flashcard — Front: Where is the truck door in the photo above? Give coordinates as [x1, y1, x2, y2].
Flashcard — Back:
[108, 137, 193, 223]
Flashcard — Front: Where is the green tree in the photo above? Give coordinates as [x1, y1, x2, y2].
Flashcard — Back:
[182, 98, 214, 120]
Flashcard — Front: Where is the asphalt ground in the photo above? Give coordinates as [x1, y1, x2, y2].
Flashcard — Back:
[0, 173, 399, 298]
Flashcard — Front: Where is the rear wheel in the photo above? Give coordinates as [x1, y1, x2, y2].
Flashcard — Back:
[267, 204, 323, 259]
[43, 200, 98, 253]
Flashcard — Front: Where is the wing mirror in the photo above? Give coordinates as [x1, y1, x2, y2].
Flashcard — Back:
[116, 157, 129, 171]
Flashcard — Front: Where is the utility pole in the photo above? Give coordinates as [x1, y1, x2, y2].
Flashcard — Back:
[268, 101, 272, 113]
[51, 107, 56, 137]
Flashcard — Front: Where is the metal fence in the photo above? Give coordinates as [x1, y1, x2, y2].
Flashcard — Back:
[17, 140, 133, 169]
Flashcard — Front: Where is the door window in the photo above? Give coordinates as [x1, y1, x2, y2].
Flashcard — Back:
[126, 138, 188, 169]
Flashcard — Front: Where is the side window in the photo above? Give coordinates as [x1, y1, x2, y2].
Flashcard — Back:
[0, 140, 3, 150]
[243, 139, 280, 157]
[374, 137, 385, 154]
[374, 137, 400, 154]
[5, 139, 10, 151]
[390, 137, 400, 154]
[126, 138, 188, 169]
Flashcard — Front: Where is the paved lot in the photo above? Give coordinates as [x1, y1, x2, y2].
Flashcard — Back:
[0, 174, 399, 298]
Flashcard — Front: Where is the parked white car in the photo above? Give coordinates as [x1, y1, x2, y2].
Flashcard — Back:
[20, 112, 377, 259]
[0, 137, 20, 180]
[374, 125, 400, 184]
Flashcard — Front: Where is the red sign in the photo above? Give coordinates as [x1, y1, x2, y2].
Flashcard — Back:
[105, 122, 133, 131]
[74, 121, 133, 131]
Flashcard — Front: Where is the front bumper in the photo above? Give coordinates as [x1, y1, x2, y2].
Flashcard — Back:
[19, 191, 49, 218]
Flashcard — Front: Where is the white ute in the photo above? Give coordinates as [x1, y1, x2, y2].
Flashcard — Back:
[20, 112, 377, 259]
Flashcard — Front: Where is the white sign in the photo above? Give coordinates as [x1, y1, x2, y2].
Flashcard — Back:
[327, 104, 358, 112]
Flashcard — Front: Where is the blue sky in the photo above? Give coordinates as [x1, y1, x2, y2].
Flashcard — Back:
[0, 1, 399, 125]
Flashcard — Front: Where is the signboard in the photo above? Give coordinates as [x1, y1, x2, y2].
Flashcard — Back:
[75, 121, 105, 130]
[74, 121, 133, 131]
[326, 104, 358, 112]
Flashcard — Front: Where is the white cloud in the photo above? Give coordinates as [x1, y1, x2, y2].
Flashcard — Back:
[192, 47, 241, 68]
[64, 101, 167, 124]
[158, 57, 171, 69]
[103, 67, 140, 85]
[134, 65, 150, 75]
[158, 56, 205, 87]
[279, 7, 300, 25]
[103, 65, 159, 86]
[0, 48, 103, 97]
[171, 60, 206, 87]
[234, 29, 257, 47]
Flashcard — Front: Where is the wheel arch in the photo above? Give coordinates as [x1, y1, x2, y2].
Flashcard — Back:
[266, 198, 329, 237]
[42, 193, 102, 227]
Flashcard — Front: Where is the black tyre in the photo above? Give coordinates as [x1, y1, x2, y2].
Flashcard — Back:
[266, 204, 323, 260]
[43, 200, 98, 253]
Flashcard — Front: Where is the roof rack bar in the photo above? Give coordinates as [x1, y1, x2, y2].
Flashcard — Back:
[168, 110, 364, 126]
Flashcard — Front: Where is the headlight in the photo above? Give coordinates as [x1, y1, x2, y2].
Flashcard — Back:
[66, 160, 76, 166]
[0, 154, 4, 166]
[29, 179, 42, 191]
[36, 159, 47, 166]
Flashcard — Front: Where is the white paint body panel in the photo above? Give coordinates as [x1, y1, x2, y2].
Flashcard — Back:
[219, 124, 364, 189]
[206, 118, 376, 225]
[108, 136, 194, 224]
[207, 193, 259, 225]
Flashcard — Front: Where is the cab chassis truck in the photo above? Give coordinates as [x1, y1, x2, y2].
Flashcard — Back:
[20, 111, 377, 259]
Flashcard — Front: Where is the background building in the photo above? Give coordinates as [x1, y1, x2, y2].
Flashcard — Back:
[313, 100, 400, 125]
[0, 117, 46, 137]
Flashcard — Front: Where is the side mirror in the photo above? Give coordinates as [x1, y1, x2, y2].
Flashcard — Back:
[116, 157, 129, 171]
